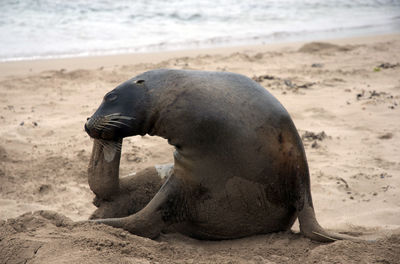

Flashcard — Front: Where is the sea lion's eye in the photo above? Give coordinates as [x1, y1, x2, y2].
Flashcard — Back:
[135, 79, 145, 84]
[105, 93, 117, 102]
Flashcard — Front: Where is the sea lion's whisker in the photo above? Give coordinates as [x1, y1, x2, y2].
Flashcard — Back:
[100, 122, 121, 128]
[101, 129, 115, 138]
[102, 143, 119, 152]
[105, 120, 124, 124]
[104, 113, 134, 120]
[114, 145, 122, 152]
[110, 116, 135, 121]
[94, 124, 113, 131]
[101, 140, 122, 152]
[99, 138, 122, 147]
[96, 139, 107, 149]
[94, 126, 107, 132]
[104, 113, 122, 117]
[101, 143, 119, 153]
[94, 121, 120, 129]
[94, 124, 106, 129]
[106, 120, 132, 127]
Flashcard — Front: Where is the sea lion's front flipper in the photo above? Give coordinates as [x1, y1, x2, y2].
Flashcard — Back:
[89, 173, 183, 239]
[88, 139, 122, 200]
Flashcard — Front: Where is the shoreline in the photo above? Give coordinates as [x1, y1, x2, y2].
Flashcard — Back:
[1, 33, 398, 77]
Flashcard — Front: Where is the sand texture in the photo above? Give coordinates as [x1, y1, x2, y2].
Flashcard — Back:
[0, 34, 400, 263]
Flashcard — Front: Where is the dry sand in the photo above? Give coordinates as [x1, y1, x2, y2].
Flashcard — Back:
[1, 34, 400, 263]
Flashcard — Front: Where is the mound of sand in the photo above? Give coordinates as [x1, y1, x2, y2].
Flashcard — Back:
[1, 211, 399, 264]
[298, 42, 356, 53]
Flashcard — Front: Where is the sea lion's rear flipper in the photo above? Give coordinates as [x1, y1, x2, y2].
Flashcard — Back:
[89, 166, 167, 220]
[298, 194, 361, 242]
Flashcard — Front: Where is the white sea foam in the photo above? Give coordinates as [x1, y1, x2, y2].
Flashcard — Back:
[1, 0, 399, 61]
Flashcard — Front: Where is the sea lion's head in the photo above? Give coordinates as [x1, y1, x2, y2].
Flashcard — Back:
[85, 79, 148, 140]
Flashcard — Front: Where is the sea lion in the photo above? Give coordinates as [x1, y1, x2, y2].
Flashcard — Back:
[84, 69, 355, 242]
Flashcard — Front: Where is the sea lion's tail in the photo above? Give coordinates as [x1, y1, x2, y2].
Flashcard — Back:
[297, 193, 361, 242]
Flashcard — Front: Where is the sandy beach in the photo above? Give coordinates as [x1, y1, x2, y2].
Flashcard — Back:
[1, 34, 399, 263]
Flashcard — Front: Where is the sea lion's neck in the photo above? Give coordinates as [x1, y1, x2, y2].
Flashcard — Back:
[141, 107, 161, 137]
[146, 110, 179, 146]
[138, 77, 187, 148]
[140, 90, 173, 141]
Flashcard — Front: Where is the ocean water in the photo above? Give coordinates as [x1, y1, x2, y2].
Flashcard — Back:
[1, 0, 399, 61]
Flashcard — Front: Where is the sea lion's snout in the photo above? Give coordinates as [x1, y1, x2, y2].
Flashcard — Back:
[84, 115, 113, 140]
[84, 113, 135, 140]
[84, 118, 91, 133]
[84, 116, 103, 139]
